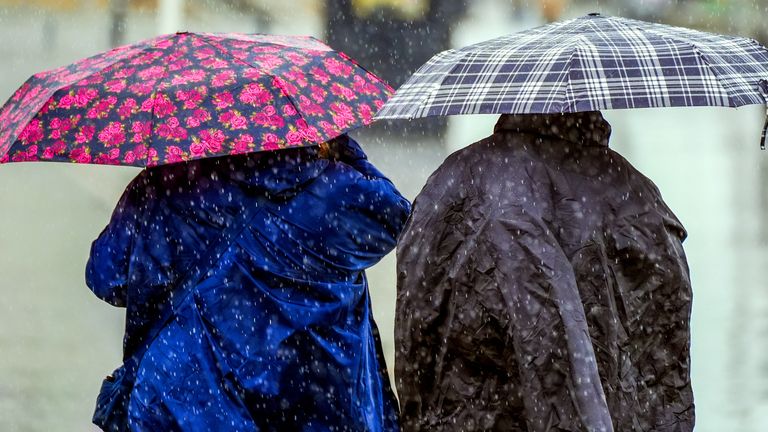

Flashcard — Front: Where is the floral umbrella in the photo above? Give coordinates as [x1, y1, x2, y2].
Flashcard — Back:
[0, 32, 392, 166]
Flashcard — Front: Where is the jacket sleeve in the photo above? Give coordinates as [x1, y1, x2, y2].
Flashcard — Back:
[85, 179, 141, 307]
[331, 135, 388, 180]
[326, 138, 411, 271]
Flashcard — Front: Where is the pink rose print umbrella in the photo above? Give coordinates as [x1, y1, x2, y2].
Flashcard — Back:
[0, 32, 392, 166]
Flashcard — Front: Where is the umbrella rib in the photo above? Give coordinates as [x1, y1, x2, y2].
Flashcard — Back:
[414, 49, 462, 118]
[191, 33, 320, 145]
[568, 15, 657, 111]
[146, 88, 161, 167]
[31, 35, 164, 85]
[335, 50, 392, 90]
[608, 16, 737, 108]
[561, 43, 581, 112]
[2, 35, 173, 154]
[414, 17, 589, 117]
[197, 32, 330, 52]
[548, 17, 594, 112]
[143, 35, 192, 168]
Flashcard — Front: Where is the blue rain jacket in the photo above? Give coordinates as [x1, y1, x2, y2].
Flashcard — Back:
[86, 138, 409, 431]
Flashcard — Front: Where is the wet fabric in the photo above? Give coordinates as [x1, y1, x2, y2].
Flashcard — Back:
[376, 13, 768, 120]
[87, 137, 409, 431]
[395, 112, 694, 432]
[1, 33, 392, 166]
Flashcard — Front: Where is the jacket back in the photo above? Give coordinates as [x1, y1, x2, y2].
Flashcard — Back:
[395, 112, 694, 432]
[87, 141, 410, 431]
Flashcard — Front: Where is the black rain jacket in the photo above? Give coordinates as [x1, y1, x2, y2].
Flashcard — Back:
[395, 112, 694, 432]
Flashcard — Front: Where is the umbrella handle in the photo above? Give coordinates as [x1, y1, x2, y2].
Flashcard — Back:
[762, 114, 768, 151]
[759, 80, 768, 150]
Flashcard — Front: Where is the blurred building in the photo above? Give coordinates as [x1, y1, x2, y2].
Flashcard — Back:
[324, 0, 466, 87]
[324, 0, 468, 136]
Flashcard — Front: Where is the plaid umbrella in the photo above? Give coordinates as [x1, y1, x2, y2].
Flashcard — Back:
[376, 13, 768, 147]
[0, 33, 391, 166]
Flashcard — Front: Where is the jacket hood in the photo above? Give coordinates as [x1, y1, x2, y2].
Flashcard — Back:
[227, 147, 329, 198]
[494, 111, 612, 147]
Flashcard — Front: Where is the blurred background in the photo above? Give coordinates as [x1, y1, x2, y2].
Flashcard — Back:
[0, 0, 766, 430]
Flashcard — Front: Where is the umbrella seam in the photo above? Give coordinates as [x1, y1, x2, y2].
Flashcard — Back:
[298, 36, 394, 109]
[608, 16, 737, 108]
[571, 19, 628, 111]
[0, 75, 36, 157]
[386, 53, 478, 118]
[562, 44, 581, 113]
[191, 33, 325, 147]
[333, 50, 393, 92]
[144, 34, 184, 168]
[559, 17, 596, 113]
[375, 47, 462, 119]
[145, 89, 160, 168]
[412, 49, 463, 119]
[406, 18, 590, 118]
[2, 35, 173, 157]
[197, 32, 331, 52]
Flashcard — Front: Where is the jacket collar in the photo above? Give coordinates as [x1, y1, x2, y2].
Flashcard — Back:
[493, 111, 611, 147]
[147, 147, 329, 199]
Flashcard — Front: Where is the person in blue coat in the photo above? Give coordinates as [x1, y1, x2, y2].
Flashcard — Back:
[86, 136, 409, 432]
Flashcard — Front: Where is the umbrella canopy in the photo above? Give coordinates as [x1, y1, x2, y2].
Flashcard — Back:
[376, 13, 768, 138]
[0, 33, 391, 166]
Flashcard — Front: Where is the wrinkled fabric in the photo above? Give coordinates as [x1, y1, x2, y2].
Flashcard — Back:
[395, 112, 694, 432]
[87, 137, 409, 431]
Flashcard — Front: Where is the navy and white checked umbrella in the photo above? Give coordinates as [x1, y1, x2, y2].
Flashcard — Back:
[377, 13, 768, 147]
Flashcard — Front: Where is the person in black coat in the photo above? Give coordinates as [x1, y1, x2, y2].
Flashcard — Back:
[395, 111, 694, 431]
